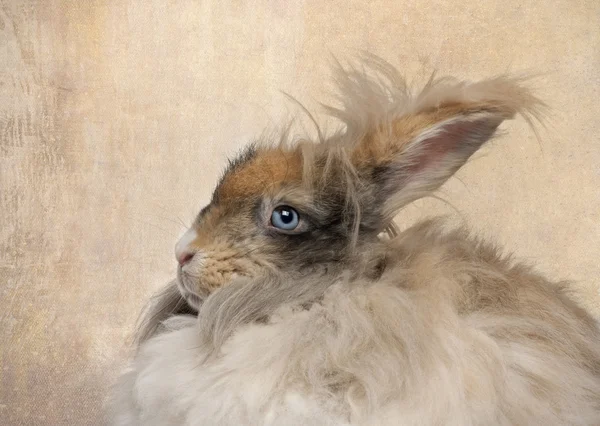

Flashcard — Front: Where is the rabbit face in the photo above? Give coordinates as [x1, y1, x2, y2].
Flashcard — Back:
[175, 62, 544, 310]
[176, 143, 376, 309]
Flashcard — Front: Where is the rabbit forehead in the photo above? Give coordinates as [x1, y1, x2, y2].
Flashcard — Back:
[216, 147, 303, 201]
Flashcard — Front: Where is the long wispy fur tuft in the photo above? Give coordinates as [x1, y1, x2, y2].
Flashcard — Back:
[133, 280, 196, 346]
[324, 53, 547, 144]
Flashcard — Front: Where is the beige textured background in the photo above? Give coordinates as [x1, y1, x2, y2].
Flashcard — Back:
[1, 0, 599, 424]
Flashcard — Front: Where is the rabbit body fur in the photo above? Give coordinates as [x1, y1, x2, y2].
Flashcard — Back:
[111, 221, 600, 425]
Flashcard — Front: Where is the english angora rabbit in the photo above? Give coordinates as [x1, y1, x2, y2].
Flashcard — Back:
[109, 57, 600, 425]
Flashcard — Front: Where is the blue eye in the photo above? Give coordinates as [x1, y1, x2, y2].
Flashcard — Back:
[270, 206, 299, 230]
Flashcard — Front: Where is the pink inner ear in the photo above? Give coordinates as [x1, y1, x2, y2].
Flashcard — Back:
[408, 118, 499, 174]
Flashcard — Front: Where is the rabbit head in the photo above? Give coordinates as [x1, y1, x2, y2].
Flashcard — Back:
[174, 61, 542, 310]
[136, 59, 543, 343]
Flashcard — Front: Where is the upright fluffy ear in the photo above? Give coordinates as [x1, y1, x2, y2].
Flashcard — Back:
[361, 103, 514, 217]
[331, 64, 545, 223]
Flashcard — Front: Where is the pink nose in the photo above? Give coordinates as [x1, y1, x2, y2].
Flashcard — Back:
[176, 250, 195, 266]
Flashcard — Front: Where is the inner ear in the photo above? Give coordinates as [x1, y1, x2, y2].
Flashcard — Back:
[402, 113, 504, 176]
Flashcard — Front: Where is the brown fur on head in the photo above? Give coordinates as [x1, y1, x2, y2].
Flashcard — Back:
[136, 57, 544, 344]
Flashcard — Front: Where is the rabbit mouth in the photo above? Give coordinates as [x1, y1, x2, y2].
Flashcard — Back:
[176, 266, 205, 311]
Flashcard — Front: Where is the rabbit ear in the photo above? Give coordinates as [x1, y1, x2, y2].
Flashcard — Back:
[356, 104, 510, 218]
[335, 70, 545, 223]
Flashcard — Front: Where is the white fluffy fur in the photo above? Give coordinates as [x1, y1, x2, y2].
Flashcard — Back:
[110, 269, 600, 425]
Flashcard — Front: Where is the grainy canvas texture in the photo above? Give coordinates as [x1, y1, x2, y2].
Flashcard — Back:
[0, 0, 598, 425]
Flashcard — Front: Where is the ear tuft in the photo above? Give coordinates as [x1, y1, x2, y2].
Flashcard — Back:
[326, 55, 547, 143]
[322, 56, 547, 224]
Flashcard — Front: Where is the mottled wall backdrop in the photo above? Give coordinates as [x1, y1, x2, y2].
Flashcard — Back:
[1, 0, 599, 424]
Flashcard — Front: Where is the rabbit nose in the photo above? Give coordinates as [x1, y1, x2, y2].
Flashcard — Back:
[176, 252, 194, 266]
[175, 228, 198, 266]
[176, 249, 195, 266]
